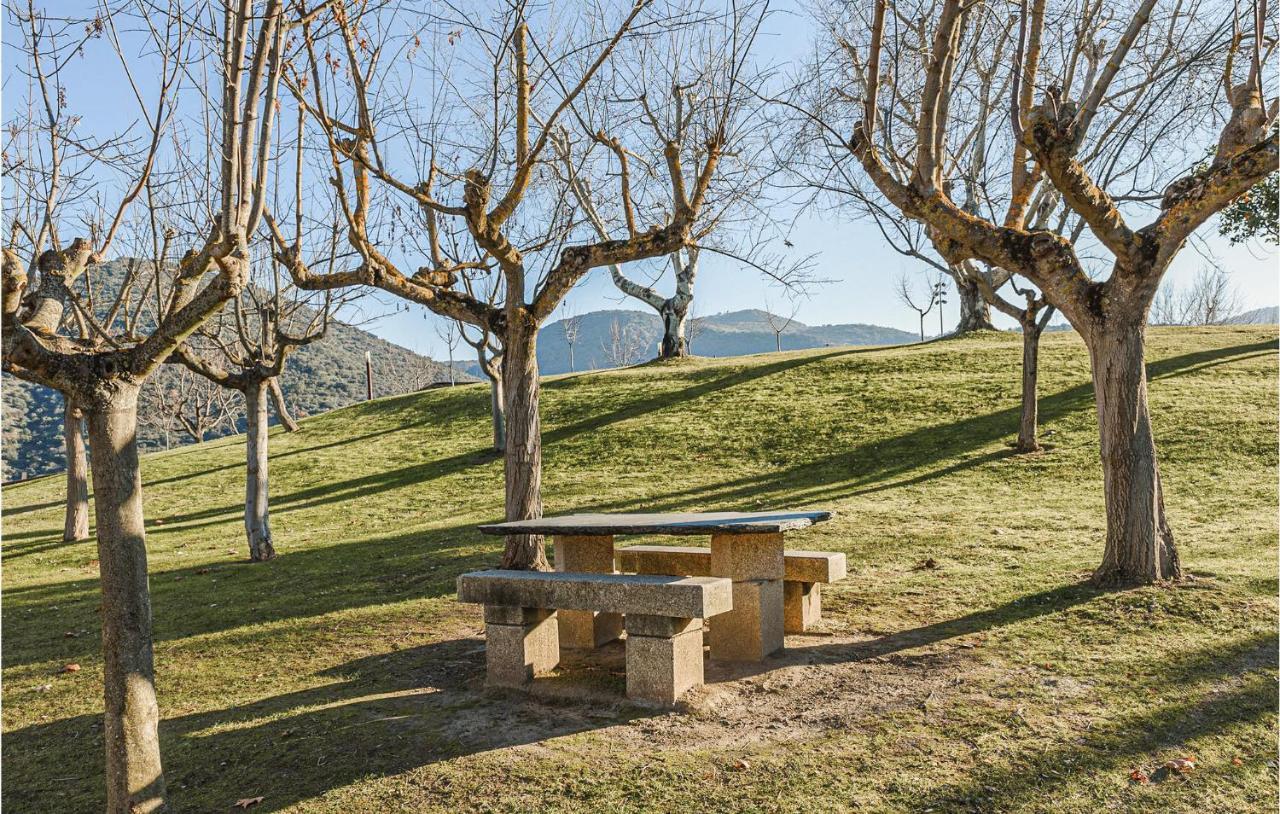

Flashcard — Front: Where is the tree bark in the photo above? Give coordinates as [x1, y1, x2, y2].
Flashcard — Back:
[1016, 319, 1043, 453]
[63, 397, 90, 542]
[84, 384, 167, 814]
[268, 377, 299, 432]
[499, 312, 548, 570]
[244, 380, 276, 562]
[1087, 319, 1181, 586]
[489, 375, 506, 453]
[658, 300, 690, 358]
[955, 278, 996, 332]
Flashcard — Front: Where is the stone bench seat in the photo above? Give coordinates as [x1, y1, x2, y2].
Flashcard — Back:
[616, 545, 847, 633]
[457, 570, 733, 706]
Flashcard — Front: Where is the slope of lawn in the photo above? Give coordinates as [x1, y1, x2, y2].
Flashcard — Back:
[2, 325, 1276, 813]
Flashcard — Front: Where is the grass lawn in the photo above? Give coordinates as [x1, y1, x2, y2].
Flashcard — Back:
[2, 325, 1276, 812]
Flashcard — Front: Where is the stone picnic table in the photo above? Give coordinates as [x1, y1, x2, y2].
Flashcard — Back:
[477, 511, 832, 662]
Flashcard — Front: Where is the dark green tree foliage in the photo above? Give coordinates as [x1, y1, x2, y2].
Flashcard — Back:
[1219, 172, 1278, 245]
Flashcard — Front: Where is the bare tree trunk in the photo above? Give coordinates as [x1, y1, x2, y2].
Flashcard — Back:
[268, 377, 299, 432]
[63, 397, 90, 541]
[1087, 321, 1181, 586]
[500, 313, 548, 570]
[568, 342, 575, 372]
[955, 278, 996, 332]
[83, 384, 167, 814]
[1016, 319, 1043, 453]
[244, 380, 276, 562]
[658, 300, 690, 358]
[490, 375, 506, 453]
[774, 331, 782, 353]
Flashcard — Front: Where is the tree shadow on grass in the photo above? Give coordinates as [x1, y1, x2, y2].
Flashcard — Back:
[580, 340, 1277, 514]
[908, 631, 1277, 812]
[2, 581, 1096, 811]
[1, 521, 496, 669]
[1, 635, 656, 812]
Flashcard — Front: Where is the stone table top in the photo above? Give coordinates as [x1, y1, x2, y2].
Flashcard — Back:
[477, 511, 832, 537]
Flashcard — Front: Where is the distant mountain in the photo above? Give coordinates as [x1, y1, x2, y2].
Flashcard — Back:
[2, 260, 470, 481]
[1222, 306, 1279, 325]
[524, 308, 917, 375]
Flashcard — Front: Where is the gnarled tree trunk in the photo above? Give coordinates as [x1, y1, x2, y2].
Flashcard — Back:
[268, 377, 299, 432]
[84, 383, 167, 814]
[1087, 319, 1180, 585]
[499, 312, 548, 570]
[1016, 319, 1043, 453]
[244, 380, 276, 562]
[955, 277, 996, 332]
[63, 397, 90, 541]
[658, 299, 690, 358]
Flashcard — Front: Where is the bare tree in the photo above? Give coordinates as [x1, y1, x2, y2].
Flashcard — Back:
[601, 317, 649, 367]
[272, 1, 769, 568]
[269, 377, 300, 431]
[838, 0, 1277, 584]
[561, 304, 584, 372]
[462, 322, 506, 452]
[1, 3, 288, 807]
[174, 273, 330, 562]
[685, 299, 708, 354]
[763, 295, 801, 352]
[434, 317, 460, 385]
[138, 366, 241, 444]
[895, 274, 940, 342]
[1182, 265, 1243, 325]
[970, 273, 1057, 452]
[61, 400, 89, 540]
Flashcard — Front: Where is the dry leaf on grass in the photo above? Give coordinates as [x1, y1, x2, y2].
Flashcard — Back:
[61, 663, 81, 674]
[1128, 768, 1150, 785]
[1164, 757, 1196, 774]
[233, 796, 264, 809]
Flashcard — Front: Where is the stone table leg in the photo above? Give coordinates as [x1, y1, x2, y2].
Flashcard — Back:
[625, 615, 704, 706]
[483, 605, 559, 688]
[553, 534, 624, 649]
[708, 532, 785, 661]
[784, 581, 821, 633]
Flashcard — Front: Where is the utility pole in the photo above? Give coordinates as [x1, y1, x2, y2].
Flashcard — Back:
[365, 351, 374, 401]
[933, 280, 949, 338]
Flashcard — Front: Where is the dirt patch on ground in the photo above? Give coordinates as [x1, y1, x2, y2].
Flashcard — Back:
[426, 628, 992, 760]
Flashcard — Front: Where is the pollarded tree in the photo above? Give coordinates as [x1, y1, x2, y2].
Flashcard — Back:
[969, 270, 1056, 452]
[553, 16, 802, 360]
[841, 0, 1277, 584]
[174, 275, 330, 561]
[271, 0, 770, 568]
[1, 2, 288, 809]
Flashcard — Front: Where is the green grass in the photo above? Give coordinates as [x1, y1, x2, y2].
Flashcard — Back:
[2, 326, 1276, 812]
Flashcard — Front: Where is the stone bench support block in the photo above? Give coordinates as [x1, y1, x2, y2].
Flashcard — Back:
[784, 582, 821, 634]
[618, 545, 846, 634]
[483, 606, 559, 688]
[553, 535, 623, 650]
[625, 615, 704, 706]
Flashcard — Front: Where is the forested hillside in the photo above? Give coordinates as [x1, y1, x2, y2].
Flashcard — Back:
[2, 262, 467, 480]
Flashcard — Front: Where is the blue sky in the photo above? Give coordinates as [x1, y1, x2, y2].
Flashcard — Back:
[5, 2, 1275, 359]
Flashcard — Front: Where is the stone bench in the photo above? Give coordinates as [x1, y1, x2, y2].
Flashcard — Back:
[616, 546, 847, 633]
[457, 569, 733, 706]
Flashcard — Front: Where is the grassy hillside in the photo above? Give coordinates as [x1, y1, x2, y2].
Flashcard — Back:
[2, 326, 1276, 813]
